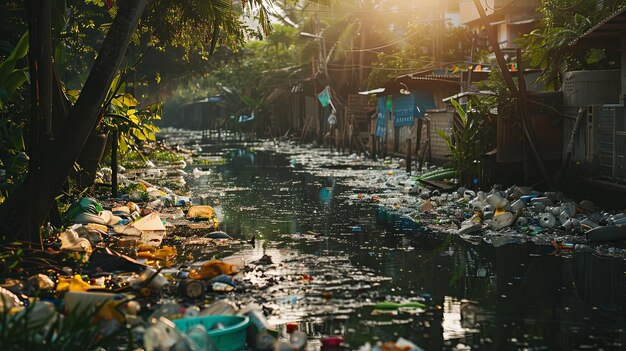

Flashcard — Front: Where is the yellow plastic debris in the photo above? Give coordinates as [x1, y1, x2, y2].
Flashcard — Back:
[56, 275, 104, 293]
[188, 260, 237, 280]
[186, 205, 216, 219]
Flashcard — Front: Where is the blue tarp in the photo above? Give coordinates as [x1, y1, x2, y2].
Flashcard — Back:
[376, 96, 388, 137]
[393, 94, 416, 126]
[413, 91, 436, 117]
[393, 91, 436, 127]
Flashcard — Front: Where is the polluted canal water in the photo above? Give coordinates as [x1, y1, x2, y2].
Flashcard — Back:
[179, 143, 625, 350]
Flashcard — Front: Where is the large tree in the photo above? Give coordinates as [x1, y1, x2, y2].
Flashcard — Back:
[0, 0, 274, 243]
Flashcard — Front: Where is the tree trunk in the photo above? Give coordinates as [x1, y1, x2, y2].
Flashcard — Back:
[0, 0, 147, 242]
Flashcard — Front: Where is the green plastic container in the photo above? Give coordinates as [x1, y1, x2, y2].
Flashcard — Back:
[173, 315, 249, 351]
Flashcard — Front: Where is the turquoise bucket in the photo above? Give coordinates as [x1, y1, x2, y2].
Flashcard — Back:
[173, 315, 250, 351]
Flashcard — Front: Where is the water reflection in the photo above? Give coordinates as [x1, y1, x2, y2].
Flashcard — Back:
[185, 148, 625, 350]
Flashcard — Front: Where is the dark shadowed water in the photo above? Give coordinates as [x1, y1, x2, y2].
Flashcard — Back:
[185, 147, 625, 350]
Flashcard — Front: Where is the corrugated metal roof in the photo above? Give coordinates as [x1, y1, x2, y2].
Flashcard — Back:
[572, 6, 626, 46]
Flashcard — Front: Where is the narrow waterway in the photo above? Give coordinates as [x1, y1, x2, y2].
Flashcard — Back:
[184, 145, 625, 350]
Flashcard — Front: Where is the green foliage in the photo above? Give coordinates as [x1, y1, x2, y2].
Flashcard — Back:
[0, 31, 29, 109]
[522, 14, 595, 89]
[436, 98, 492, 187]
[0, 31, 29, 204]
[474, 66, 517, 115]
[0, 241, 24, 273]
[0, 299, 131, 351]
[366, 22, 473, 89]
[168, 23, 303, 117]
[66, 70, 162, 155]
[142, 0, 274, 60]
[102, 95, 161, 154]
[521, 0, 625, 89]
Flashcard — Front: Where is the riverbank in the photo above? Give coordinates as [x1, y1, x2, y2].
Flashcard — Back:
[1, 129, 624, 350]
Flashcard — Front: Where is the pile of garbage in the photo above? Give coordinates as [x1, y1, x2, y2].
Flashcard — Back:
[259, 140, 626, 258]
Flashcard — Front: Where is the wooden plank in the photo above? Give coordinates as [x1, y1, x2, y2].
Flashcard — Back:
[419, 178, 455, 191]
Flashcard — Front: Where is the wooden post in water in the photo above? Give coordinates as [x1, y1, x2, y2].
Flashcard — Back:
[370, 133, 376, 160]
[426, 118, 432, 164]
[111, 130, 118, 198]
[217, 124, 222, 147]
[348, 124, 353, 155]
[406, 138, 412, 174]
[415, 119, 423, 157]
[419, 138, 429, 171]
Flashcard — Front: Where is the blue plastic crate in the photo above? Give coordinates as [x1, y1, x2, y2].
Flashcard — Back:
[173, 315, 249, 351]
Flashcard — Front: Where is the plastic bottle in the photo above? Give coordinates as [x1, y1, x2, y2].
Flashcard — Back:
[539, 213, 556, 228]
[290, 331, 308, 350]
[198, 299, 237, 316]
[185, 324, 217, 351]
[254, 331, 277, 351]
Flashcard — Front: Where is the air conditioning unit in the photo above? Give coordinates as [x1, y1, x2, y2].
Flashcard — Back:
[563, 70, 620, 108]
[587, 105, 597, 163]
[590, 105, 626, 180]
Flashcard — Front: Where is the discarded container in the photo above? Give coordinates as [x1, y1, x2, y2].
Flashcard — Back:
[511, 199, 525, 212]
[133, 212, 167, 247]
[212, 282, 235, 292]
[179, 279, 205, 299]
[539, 213, 556, 228]
[173, 315, 250, 351]
[532, 202, 547, 211]
[562, 218, 580, 231]
[130, 267, 169, 291]
[491, 212, 514, 230]
[59, 230, 92, 253]
[612, 216, 626, 225]
[57, 274, 104, 292]
[0, 287, 22, 311]
[189, 261, 237, 280]
[185, 324, 218, 351]
[250, 331, 275, 350]
[187, 206, 217, 219]
[546, 206, 561, 216]
[144, 317, 186, 351]
[64, 291, 123, 315]
[12, 300, 57, 328]
[486, 193, 509, 210]
[580, 218, 600, 229]
[559, 211, 571, 225]
[285, 322, 299, 333]
[321, 336, 344, 348]
[200, 300, 237, 316]
[74, 212, 107, 225]
[457, 221, 482, 235]
[520, 194, 539, 203]
[65, 197, 104, 222]
[27, 274, 55, 291]
[561, 202, 576, 217]
[290, 330, 308, 349]
[531, 197, 553, 206]
[516, 217, 529, 227]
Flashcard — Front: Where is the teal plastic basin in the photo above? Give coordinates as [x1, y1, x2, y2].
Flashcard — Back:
[173, 315, 249, 351]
